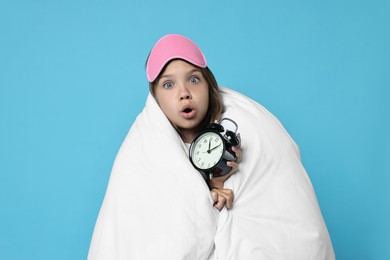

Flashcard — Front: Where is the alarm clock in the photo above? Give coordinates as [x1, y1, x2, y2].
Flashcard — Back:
[189, 118, 240, 180]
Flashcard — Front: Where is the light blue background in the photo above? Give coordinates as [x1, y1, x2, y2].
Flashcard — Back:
[1, 0, 389, 259]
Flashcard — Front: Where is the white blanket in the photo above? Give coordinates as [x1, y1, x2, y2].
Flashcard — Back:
[88, 87, 335, 260]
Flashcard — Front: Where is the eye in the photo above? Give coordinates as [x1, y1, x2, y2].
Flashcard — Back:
[163, 81, 173, 89]
[190, 76, 200, 84]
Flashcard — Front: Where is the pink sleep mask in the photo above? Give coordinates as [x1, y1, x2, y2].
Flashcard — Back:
[146, 34, 207, 82]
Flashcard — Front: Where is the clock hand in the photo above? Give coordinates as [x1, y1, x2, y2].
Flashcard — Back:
[209, 143, 221, 152]
[208, 137, 211, 153]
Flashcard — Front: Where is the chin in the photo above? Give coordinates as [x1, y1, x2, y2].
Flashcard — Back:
[177, 120, 201, 131]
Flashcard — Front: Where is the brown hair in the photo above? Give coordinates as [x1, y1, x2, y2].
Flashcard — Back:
[149, 60, 223, 131]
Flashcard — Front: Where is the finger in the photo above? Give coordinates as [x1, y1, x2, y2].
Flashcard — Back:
[214, 194, 226, 210]
[226, 161, 238, 176]
[227, 161, 238, 169]
[217, 188, 234, 199]
[221, 189, 234, 209]
[211, 190, 218, 203]
[225, 194, 233, 209]
[232, 146, 242, 163]
[215, 189, 234, 209]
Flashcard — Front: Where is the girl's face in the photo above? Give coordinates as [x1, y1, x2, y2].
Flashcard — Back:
[154, 60, 209, 143]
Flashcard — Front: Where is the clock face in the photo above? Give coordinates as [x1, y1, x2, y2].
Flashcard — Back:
[190, 131, 224, 170]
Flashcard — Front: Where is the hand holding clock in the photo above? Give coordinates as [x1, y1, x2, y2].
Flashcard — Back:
[207, 145, 242, 190]
[208, 145, 242, 210]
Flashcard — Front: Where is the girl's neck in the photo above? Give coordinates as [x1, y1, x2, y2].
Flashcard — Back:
[179, 130, 197, 144]
[176, 117, 210, 143]
[178, 124, 204, 143]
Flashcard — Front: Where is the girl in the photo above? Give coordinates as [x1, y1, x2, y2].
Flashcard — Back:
[88, 34, 335, 260]
[146, 34, 242, 210]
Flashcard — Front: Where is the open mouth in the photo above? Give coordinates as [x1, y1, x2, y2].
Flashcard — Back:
[181, 105, 196, 118]
[183, 107, 193, 113]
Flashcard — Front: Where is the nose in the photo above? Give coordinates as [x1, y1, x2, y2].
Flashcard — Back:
[179, 84, 192, 100]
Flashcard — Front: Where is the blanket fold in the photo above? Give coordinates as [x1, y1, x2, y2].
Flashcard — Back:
[214, 87, 334, 259]
[88, 93, 218, 260]
[88, 87, 334, 260]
